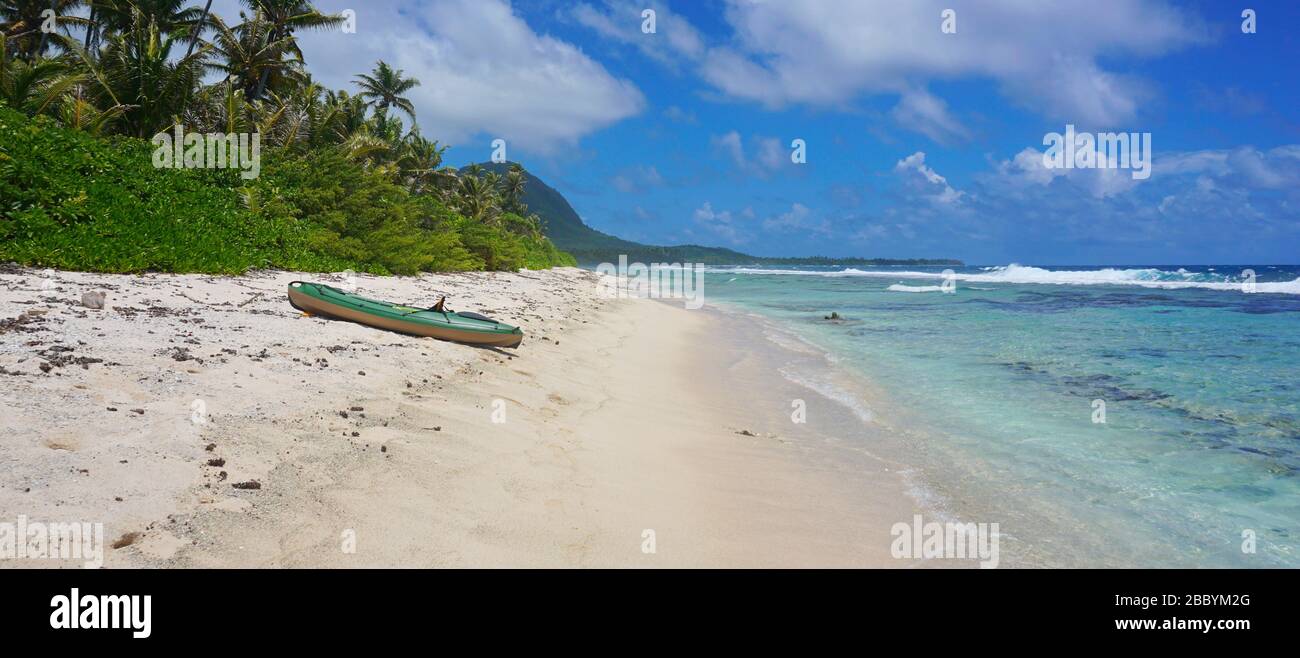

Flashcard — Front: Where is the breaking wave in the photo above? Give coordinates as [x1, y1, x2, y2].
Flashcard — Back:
[886, 284, 947, 293]
[710, 264, 1300, 295]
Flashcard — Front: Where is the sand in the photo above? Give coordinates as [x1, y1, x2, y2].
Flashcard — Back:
[0, 266, 917, 567]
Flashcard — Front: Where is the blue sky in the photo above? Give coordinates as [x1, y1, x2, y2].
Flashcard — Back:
[218, 0, 1299, 264]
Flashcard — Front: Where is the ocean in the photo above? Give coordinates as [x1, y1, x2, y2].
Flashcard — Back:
[702, 264, 1300, 567]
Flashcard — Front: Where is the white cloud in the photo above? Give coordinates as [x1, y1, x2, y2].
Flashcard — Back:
[1157, 146, 1300, 189]
[693, 201, 748, 244]
[566, 0, 705, 68]
[1271, 145, 1300, 161]
[1002, 55, 1151, 131]
[992, 143, 1300, 199]
[569, 3, 625, 42]
[698, 0, 1207, 129]
[895, 152, 964, 204]
[952, 139, 1300, 254]
[1225, 147, 1294, 189]
[762, 203, 830, 235]
[209, 0, 645, 152]
[992, 146, 1134, 199]
[1153, 150, 1230, 177]
[755, 137, 786, 171]
[890, 88, 968, 144]
[710, 131, 788, 176]
[711, 131, 747, 169]
[996, 147, 1069, 186]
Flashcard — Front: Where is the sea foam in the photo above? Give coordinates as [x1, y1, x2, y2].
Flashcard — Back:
[886, 284, 948, 293]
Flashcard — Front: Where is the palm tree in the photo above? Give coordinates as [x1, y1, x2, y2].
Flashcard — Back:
[56, 87, 127, 134]
[248, 88, 292, 143]
[0, 32, 81, 114]
[183, 79, 249, 135]
[430, 167, 460, 202]
[320, 88, 368, 144]
[1, 0, 87, 60]
[240, 0, 343, 99]
[275, 75, 322, 148]
[354, 60, 419, 123]
[501, 164, 528, 215]
[183, 0, 213, 59]
[66, 11, 208, 137]
[91, 0, 209, 34]
[455, 174, 502, 224]
[366, 105, 404, 142]
[398, 132, 445, 193]
[207, 12, 301, 102]
[83, 1, 97, 49]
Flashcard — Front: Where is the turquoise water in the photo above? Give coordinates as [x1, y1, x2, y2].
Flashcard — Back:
[704, 264, 1300, 567]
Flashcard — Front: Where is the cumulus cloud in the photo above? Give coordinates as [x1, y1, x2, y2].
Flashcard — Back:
[565, 0, 706, 68]
[991, 143, 1300, 200]
[693, 201, 749, 244]
[710, 131, 790, 176]
[920, 138, 1300, 260]
[992, 146, 1136, 198]
[890, 88, 968, 144]
[208, 0, 644, 152]
[895, 152, 965, 204]
[698, 0, 1208, 130]
[762, 203, 831, 235]
[690, 139, 1300, 257]
[711, 131, 747, 169]
[755, 137, 787, 171]
[1142, 146, 1300, 223]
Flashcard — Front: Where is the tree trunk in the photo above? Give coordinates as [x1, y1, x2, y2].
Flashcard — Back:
[37, 0, 58, 55]
[83, 5, 96, 51]
[252, 26, 287, 101]
[183, 0, 214, 60]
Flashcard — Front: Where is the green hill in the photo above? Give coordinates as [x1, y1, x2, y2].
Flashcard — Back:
[474, 162, 961, 267]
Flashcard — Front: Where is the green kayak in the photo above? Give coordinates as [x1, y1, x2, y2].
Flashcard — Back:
[287, 281, 523, 348]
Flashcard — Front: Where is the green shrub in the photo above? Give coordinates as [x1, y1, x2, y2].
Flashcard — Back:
[456, 214, 576, 271]
[0, 104, 574, 274]
[0, 105, 342, 273]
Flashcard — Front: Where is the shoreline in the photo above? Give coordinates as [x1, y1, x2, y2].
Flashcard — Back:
[699, 269, 1300, 569]
[1, 267, 929, 567]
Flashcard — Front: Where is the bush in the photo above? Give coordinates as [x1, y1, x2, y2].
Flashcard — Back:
[250, 148, 485, 274]
[0, 105, 339, 273]
[0, 103, 575, 274]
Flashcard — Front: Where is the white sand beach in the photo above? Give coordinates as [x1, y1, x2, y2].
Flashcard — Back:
[0, 266, 919, 567]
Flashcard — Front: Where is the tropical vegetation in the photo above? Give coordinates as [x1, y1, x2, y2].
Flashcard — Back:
[0, 1, 574, 273]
